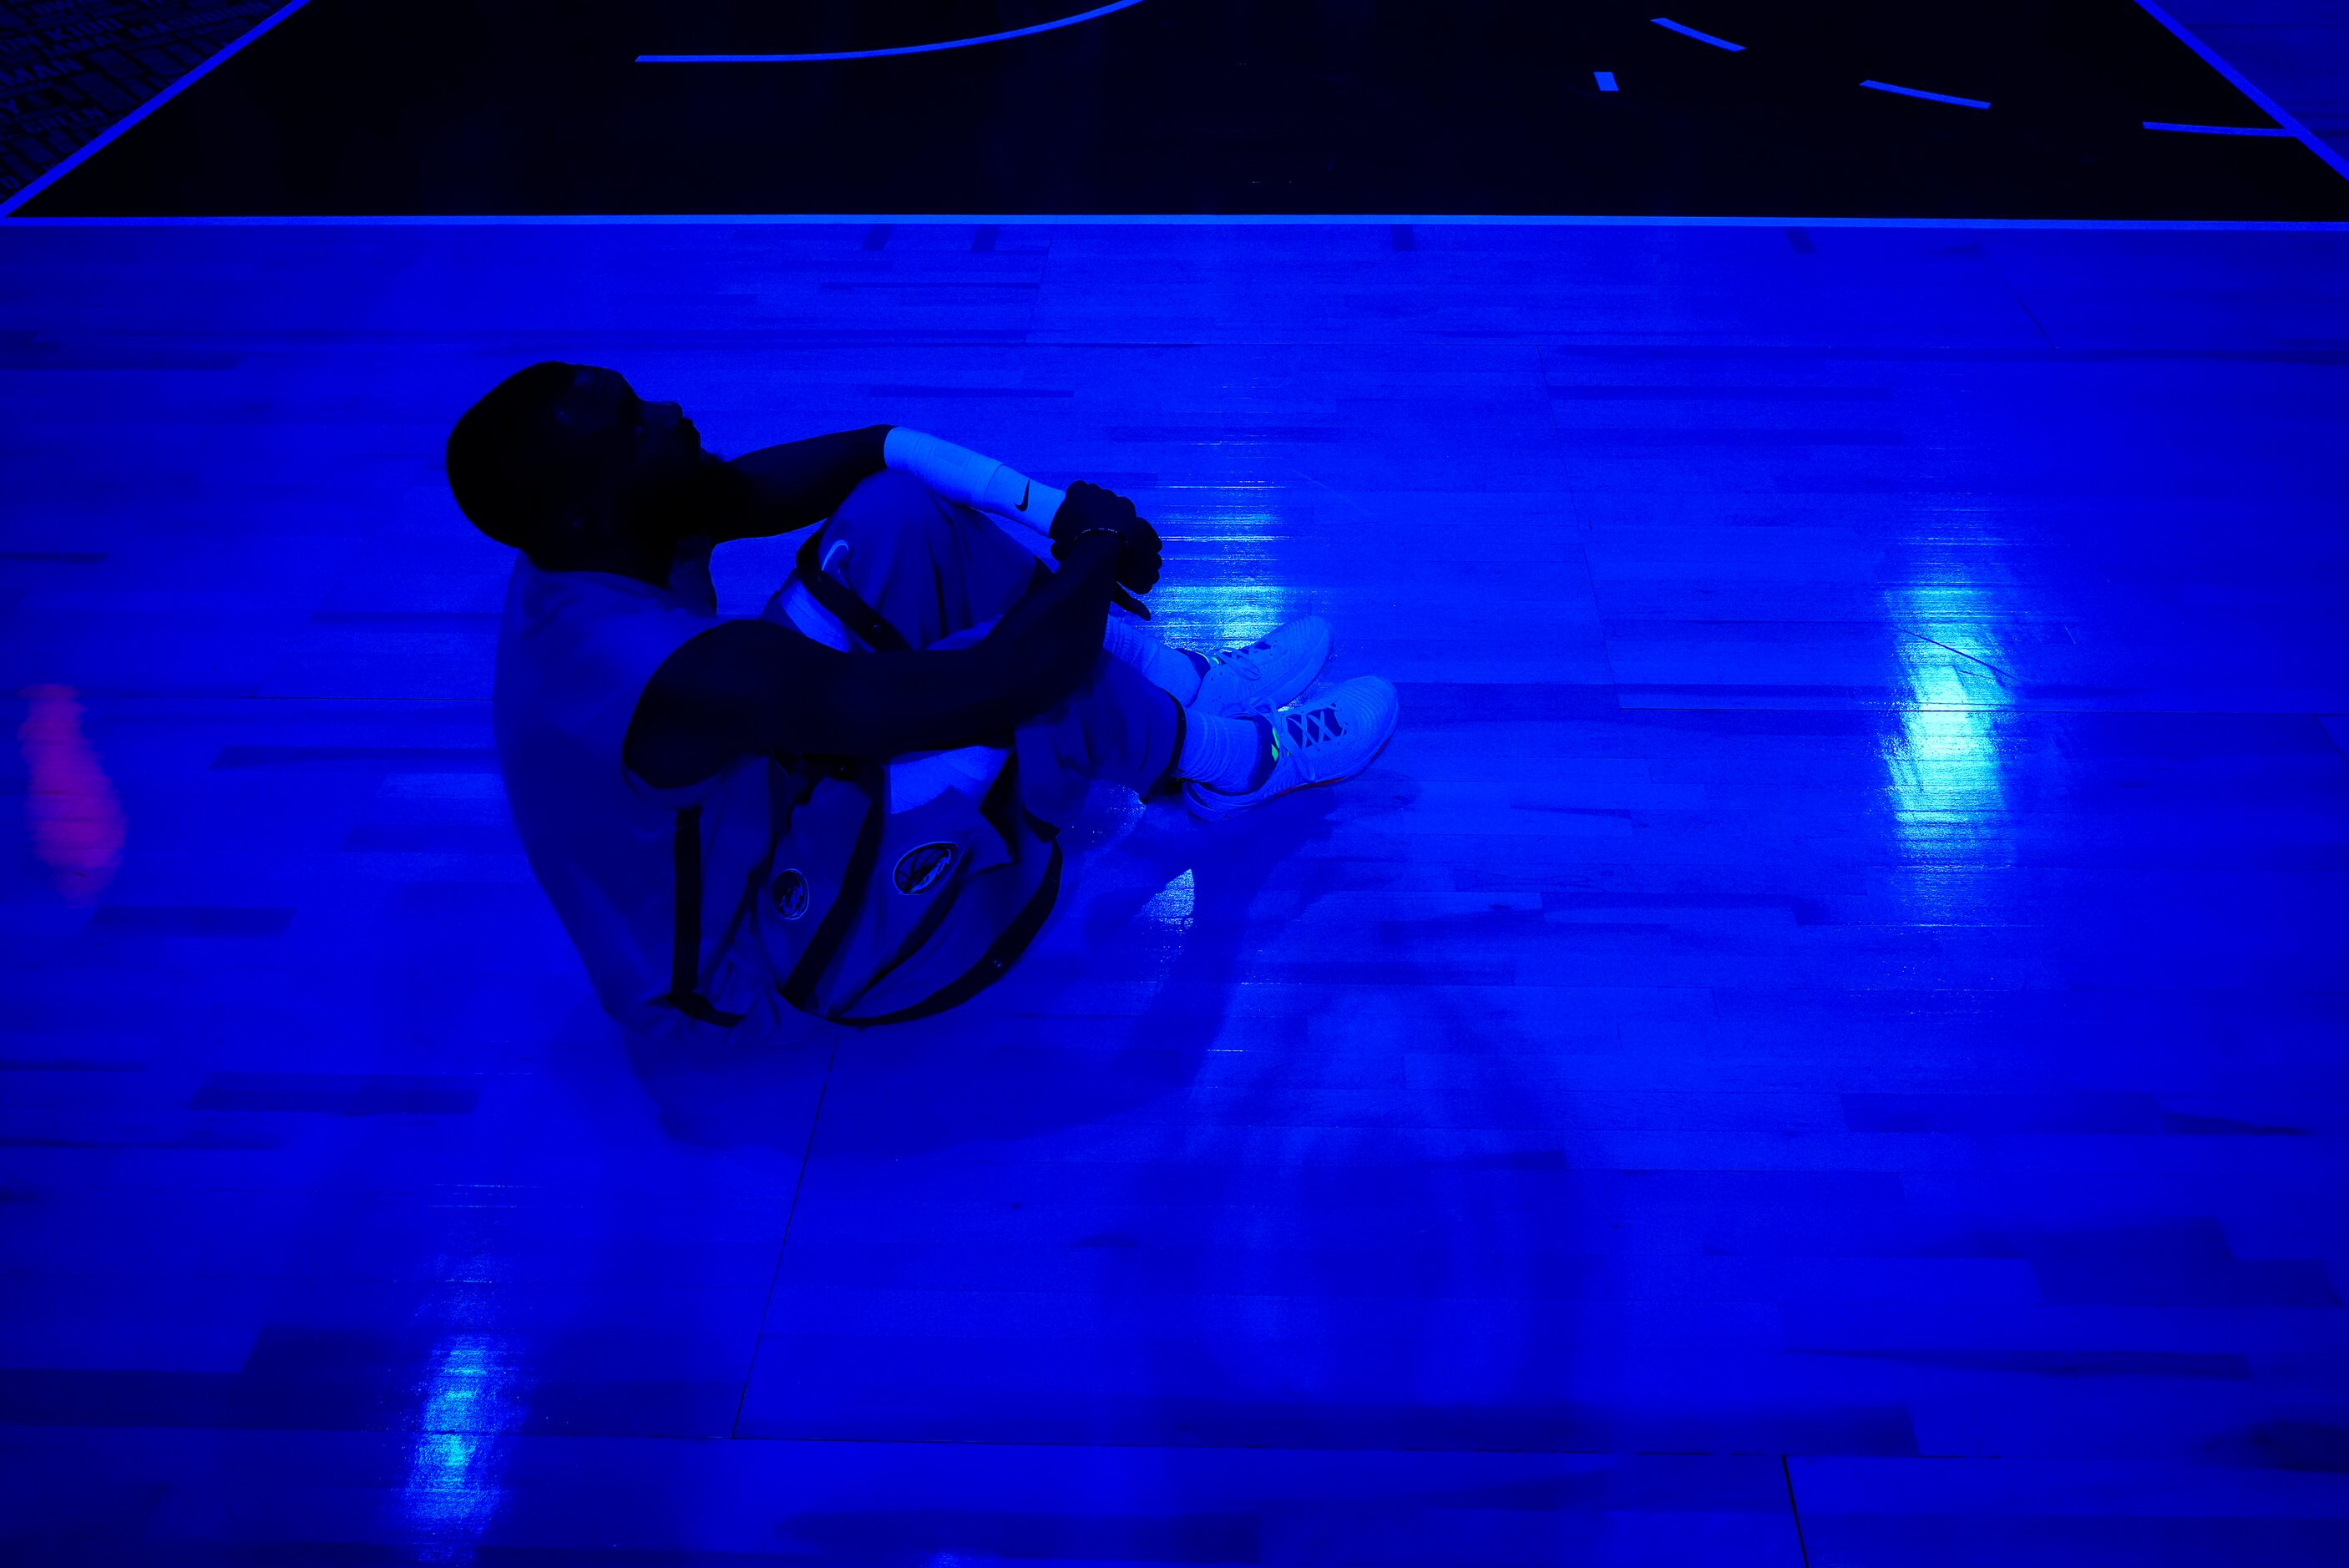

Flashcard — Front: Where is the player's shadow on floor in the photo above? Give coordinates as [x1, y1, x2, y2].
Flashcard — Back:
[625, 780, 1409, 1155]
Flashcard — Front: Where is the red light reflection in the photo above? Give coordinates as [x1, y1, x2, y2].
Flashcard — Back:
[18, 685, 124, 906]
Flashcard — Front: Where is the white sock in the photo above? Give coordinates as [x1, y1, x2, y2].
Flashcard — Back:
[1177, 712, 1273, 793]
[1103, 616, 1205, 704]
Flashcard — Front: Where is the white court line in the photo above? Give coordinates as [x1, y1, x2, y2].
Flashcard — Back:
[1650, 18, 1744, 52]
[2129, 0, 2349, 185]
[640, 0, 1148, 63]
[2144, 121, 2296, 137]
[2, 0, 2340, 223]
[0, 0, 316, 220]
[1861, 80, 1992, 110]
[4, 213, 2342, 232]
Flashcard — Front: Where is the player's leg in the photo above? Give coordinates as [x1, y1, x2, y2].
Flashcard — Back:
[1012, 652, 1184, 829]
[1017, 652, 1400, 830]
[803, 468, 1040, 647]
[804, 468, 1395, 818]
[1102, 614, 1334, 718]
[1177, 675, 1400, 822]
[812, 471, 1334, 711]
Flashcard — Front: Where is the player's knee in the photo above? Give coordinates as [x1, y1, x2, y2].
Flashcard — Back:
[846, 466, 933, 509]
[832, 468, 949, 549]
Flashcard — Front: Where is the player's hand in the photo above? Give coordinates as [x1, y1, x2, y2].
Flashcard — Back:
[1050, 479, 1162, 617]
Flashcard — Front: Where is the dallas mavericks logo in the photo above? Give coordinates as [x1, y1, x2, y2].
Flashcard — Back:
[770, 868, 810, 921]
[893, 842, 957, 895]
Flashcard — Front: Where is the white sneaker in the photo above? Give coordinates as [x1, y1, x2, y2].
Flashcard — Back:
[1192, 615, 1332, 718]
[1184, 675, 1400, 822]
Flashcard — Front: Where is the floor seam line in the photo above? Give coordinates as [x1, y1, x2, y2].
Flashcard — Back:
[729, 1034, 839, 1440]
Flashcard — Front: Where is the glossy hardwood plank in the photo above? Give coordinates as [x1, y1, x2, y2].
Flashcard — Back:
[1, 215, 2345, 1563]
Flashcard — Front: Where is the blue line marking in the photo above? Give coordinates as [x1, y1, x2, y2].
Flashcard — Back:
[1650, 18, 1744, 52]
[2144, 120, 2294, 137]
[640, 0, 1147, 63]
[0, 0, 316, 219]
[1861, 79, 1992, 109]
[2129, 0, 2349, 185]
[8, 215, 2343, 234]
[1595, 71, 1619, 92]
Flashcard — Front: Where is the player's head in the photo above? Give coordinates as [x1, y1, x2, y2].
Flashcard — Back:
[444, 362, 714, 565]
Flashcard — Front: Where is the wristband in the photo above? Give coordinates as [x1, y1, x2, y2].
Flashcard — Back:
[883, 427, 1059, 534]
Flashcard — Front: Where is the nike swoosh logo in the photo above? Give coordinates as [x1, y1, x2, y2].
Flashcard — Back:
[1016, 480, 1030, 512]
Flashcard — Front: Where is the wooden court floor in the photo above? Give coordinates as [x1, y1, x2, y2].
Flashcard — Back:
[2, 218, 2346, 1562]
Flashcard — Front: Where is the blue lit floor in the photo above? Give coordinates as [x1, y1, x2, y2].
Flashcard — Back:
[3, 218, 2347, 1562]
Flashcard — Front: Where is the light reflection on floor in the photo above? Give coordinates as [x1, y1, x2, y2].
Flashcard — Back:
[395, 1329, 523, 1559]
[1140, 866, 1197, 934]
[1151, 495, 1296, 654]
[1883, 580, 2014, 918]
[16, 684, 124, 906]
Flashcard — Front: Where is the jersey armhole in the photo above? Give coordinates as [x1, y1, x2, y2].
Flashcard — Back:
[613, 614, 737, 810]
[621, 670, 730, 809]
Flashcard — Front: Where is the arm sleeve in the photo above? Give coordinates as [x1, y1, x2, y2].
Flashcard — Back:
[883, 427, 1066, 539]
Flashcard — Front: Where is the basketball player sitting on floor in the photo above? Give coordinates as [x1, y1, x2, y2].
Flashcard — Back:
[445, 362, 1399, 1038]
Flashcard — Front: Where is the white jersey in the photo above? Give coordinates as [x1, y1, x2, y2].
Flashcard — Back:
[491, 550, 782, 1039]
